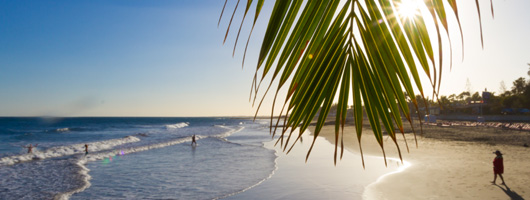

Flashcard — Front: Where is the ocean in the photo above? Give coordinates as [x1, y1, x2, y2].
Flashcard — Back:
[0, 117, 277, 200]
[0, 117, 406, 200]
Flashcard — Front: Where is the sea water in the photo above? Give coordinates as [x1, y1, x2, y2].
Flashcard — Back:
[0, 117, 276, 200]
[0, 117, 405, 200]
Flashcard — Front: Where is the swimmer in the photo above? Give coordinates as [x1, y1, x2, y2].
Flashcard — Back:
[191, 135, 197, 146]
[84, 144, 89, 154]
[22, 144, 38, 154]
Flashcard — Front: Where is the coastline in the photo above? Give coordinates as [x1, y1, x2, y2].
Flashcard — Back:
[317, 123, 530, 199]
[226, 128, 401, 200]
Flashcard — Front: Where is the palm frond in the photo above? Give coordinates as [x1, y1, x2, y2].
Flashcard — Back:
[220, 0, 493, 165]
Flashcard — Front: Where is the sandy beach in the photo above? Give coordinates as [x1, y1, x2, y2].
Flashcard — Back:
[317, 121, 530, 199]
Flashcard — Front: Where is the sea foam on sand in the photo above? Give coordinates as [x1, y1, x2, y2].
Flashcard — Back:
[226, 128, 407, 200]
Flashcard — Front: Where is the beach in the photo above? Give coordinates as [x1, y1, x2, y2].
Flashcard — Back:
[315, 122, 530, 200]
[2, 117, 529, 199]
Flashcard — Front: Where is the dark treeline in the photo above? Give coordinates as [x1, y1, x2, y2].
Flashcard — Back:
[326, 65, 530, 117]
[415, 66, 530, 115]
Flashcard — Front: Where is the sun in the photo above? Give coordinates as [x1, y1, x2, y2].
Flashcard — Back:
[397, 0, 421, 20]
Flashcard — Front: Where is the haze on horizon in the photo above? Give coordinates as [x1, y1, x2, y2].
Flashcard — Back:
[1, 0, 529, 117]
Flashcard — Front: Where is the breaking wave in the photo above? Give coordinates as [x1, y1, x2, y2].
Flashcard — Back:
[165, 122, 189, 129]
[0, 136, 141, 166]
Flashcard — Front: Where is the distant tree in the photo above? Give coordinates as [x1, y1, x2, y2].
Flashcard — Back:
[448, 94, 457, 103]
[438, 96, 452, 114]
[523, 80, 530, 108]
[500, 90, 512, 97]
[471, 92, 481, 101]
[415, 95, 426, 108]
[457, 91, 470, 102]
[485, 93, 502, 114]
[512, 77, 526, 95]
[503, 95, 520, 109]
[432, 64, 530, 114]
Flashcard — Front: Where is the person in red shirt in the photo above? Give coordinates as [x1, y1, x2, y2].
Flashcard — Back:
[492, 150, 505, 185]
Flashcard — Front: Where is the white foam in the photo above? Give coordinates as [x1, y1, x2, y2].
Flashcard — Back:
[53, 158, 92, 200]
[55, 128, 70, 132]
[86, 137, 191, 162]
[54, 126, 245, 199]
[71, 126, 243, 164]
[165, 122, 189, 129]
[211, 125, 244, 138]
[362, 157, 412, 200]
[0, 136, 141, 166]
[53, 136, 192, 200]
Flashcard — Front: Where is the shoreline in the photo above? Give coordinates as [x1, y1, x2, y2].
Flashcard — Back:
[316, 123, 530, 199]
[226, 128, 400, 200]
[363, 156, 411, 200]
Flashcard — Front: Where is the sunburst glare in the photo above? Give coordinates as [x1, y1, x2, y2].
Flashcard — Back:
[397, 0, 421, 20]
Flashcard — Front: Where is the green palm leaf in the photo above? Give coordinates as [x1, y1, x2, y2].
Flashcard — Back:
[221, 0, 493, 165]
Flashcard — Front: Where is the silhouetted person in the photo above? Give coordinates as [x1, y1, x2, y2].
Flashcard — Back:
[191, 135, 197, 146]
[22, 144, 38, 154]
[84, 144, 89, 154]
[492, 150, 505, 185]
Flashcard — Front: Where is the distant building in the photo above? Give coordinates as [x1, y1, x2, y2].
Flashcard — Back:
[482, 88, 491, 104]
[424, 114, 437, 123]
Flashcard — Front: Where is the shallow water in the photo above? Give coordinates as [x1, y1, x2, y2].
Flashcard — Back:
[226, 132, 404, 200]
[0, 117, 276, 200]
[73, 137, 276, 199]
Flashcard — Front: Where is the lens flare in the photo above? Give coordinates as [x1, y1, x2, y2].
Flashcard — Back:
[397, 0, 420, 20]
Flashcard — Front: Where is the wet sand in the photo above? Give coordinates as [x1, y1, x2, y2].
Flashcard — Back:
[317, 121, 530, 199]
[226, 130, 405, 200]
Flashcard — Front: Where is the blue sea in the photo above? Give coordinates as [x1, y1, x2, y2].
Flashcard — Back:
[0, 117, 277, 200]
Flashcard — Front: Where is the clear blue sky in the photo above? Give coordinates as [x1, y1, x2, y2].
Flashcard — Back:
[1, 0, 529, 117]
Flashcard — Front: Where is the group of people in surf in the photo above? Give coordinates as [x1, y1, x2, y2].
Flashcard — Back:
[22, 143, 90, 154]
[21, 135, 198, 155]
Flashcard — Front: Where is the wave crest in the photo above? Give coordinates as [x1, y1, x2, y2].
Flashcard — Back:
[55, 128, 70, 132]
[0, 136, 141, 166]
[165, 122, 189, 129]
[54, 136, 192, 200]
[211, 125, 245, 138]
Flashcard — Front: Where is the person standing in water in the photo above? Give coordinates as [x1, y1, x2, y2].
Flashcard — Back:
[84, 144, 89, 154]
[492, 150, 505, 185]
[22, 144, 38, 153]
[191, 135, 197, 146]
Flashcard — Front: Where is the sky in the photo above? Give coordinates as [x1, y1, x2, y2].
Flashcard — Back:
[1, 0, 529, 117]
[426, 0, 530, 98]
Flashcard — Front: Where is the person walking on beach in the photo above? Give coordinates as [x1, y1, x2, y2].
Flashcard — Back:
[191, 135, 197, 146]
[84, 144, 89, 154]
[22, 144, 38, 153]
[492, 150, 505, 185]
